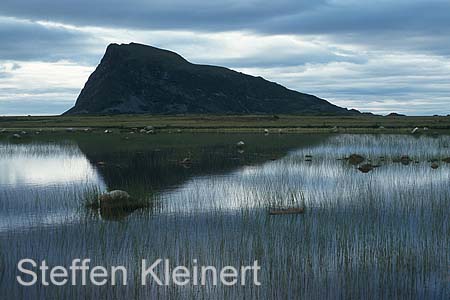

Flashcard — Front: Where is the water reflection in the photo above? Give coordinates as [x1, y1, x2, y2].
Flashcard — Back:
[0, 143, 104, 187]
[0, 142, 106, 232]
[0, 134, 448, 299]
[159, 135, 450, 214]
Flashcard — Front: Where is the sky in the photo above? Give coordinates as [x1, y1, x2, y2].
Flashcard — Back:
[1, 0, 450, 116]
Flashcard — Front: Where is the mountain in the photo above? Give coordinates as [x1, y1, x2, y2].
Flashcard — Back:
[64, 43, 359, 115]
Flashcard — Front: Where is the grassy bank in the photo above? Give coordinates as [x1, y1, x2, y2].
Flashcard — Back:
[1, 114, 450, 133]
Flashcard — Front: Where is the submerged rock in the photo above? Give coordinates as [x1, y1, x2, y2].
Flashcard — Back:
[98, 190, 145, 210]
[394, 155, 412, 165]
[180, 157, 192, 164]
[269, 207, 305, 215]
[98, 190, 131, 209]
[90, 190, 148, 220]
[358, 164, 374, 173]
[348, 154, 365, 165]
[442, 157, 450, 163]
[431, 163, 439, 169]
[236, 141, 245, 147]
[400, 155, 412, 165]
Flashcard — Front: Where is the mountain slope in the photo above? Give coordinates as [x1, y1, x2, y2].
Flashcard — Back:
[64, 43, 359, 115]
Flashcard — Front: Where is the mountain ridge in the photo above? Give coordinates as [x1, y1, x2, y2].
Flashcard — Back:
[64, 43, 360, 115]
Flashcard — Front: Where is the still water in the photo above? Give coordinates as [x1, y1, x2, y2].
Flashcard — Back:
[0, 133, 449, 299]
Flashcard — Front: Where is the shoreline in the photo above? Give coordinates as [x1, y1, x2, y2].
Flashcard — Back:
[1, 115, 450, 134]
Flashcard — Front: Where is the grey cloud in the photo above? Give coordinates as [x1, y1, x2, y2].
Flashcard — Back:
[1, 1, 449, 60]
[0, 1, 449, 47]
[0, 1, 323, 30]
[0, 17, 103, 63]
[198, 51, 367, 69]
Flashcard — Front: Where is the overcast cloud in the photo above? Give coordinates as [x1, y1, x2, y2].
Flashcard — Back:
[0, 0, 449, 115]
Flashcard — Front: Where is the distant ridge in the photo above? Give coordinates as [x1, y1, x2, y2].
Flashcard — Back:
[65, 43, 360, 115]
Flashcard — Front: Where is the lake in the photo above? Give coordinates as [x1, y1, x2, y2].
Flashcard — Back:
[0, 133, 449, 299]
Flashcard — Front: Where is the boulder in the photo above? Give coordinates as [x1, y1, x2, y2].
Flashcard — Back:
[98, 190, 131, 209]
[236, 141, 245, 147]
[348, 154, 365, 165]
[431, 163, 439, 169]
[358, 164, 374, 173]
[400, 155, 412, 165]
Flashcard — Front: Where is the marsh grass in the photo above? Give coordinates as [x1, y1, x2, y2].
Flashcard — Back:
[0, 134, 449, 299]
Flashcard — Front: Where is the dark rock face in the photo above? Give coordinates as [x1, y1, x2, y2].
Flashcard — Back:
[65, 43, 359, 115]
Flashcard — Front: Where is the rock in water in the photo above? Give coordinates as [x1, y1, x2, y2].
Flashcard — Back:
[348, 154, 365, 165]
[98, 190, 131, 209]
[400, 155, 412, 165]
[64, 43, 360, 116]
[358, 164, 374, 173]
